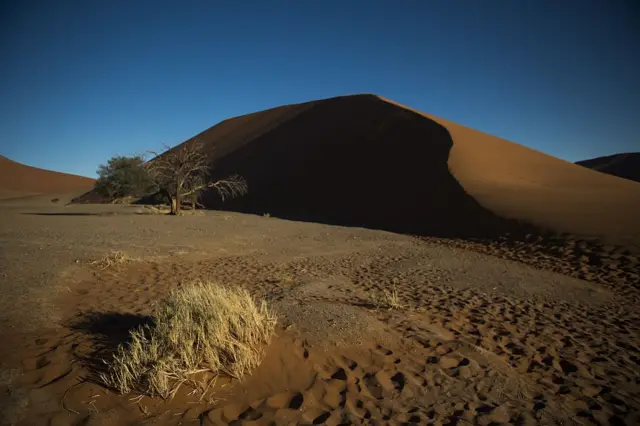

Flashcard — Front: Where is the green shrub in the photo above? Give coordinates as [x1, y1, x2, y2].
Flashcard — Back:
[94, 156, 155, 199]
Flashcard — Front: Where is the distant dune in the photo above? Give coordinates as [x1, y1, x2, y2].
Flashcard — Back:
[576, 152, 640, 183]
[74, 94, 640, 247]
[0, 155, 94, 199]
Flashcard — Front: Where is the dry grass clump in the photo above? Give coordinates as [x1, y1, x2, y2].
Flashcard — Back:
[101, 281, 277, 398]
[383, 284, 403, 309]
[137, 205, 204, 216]
[90, 250, 133, 270]
[369, 282, 404, 310]
[136, 205, 171, 215]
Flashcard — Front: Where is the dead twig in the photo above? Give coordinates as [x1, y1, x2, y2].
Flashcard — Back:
[129, 394, 144, 403]
[198, 375, 218, 402]
[61, 377, 87, 415]
[138, 401, 151, 416]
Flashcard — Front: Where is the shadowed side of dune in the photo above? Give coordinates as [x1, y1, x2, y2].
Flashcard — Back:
[576, 153, 640, 183]
[202, 95, 525, 238]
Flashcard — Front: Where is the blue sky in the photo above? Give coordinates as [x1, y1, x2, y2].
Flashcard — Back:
[1, 0, 638, 178]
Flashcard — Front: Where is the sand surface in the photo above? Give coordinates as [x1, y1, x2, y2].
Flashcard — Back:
[1, 198, 638, 425]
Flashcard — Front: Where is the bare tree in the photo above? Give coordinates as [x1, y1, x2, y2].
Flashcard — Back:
[145, 141, 247, 215]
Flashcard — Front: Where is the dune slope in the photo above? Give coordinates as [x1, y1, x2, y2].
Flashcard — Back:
[381, 99, 640, 245]
[0, 155, 94, 199]
[576, 152, 640, 183]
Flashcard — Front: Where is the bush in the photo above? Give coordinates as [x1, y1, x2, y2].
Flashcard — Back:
[94, 156, 155, 200]
[101, 281, 277, 398]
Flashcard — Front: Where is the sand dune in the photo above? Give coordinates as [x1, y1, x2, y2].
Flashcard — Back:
[153, 94, 640, 246]
[576, 152, 640, 183]
[0, 155, 94, 199]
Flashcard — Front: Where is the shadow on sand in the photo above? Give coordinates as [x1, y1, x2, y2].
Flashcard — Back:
[68, 311, 152, 384]
[22, 212, 104, 216]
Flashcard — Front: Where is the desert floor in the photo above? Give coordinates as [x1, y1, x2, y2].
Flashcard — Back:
[0, 196, 638, 425]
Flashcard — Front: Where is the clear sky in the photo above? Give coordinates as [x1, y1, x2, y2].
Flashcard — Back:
[1, 0, 638, 178]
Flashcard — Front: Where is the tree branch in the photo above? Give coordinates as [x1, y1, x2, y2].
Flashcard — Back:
[209, 175, 248, 201]
[143, 140, 248, 209]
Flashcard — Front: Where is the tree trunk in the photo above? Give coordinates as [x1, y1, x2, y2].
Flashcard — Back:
[174, 186, 181, 215]
[161, 189, 178, 216]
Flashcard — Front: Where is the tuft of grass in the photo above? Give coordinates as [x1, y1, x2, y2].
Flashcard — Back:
[382, 284, 403, 310]
[101, 281, 277, 398]
[262, 212, 271, 218]
[90, 250, 132, 270]
[368, 282, 404, 310]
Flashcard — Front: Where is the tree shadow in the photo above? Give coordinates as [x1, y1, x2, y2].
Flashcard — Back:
[23, 212, 103, 216]
[67, 311, 153, 385]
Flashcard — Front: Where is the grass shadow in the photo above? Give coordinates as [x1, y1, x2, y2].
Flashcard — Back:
[67, 311, 153, 385]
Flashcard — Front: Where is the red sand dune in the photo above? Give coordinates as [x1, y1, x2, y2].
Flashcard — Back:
[179, 94, 640, 246]
[0, 155, 94, 199]
[576, 152, 640, 183]
[74, 94, 640, 246]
